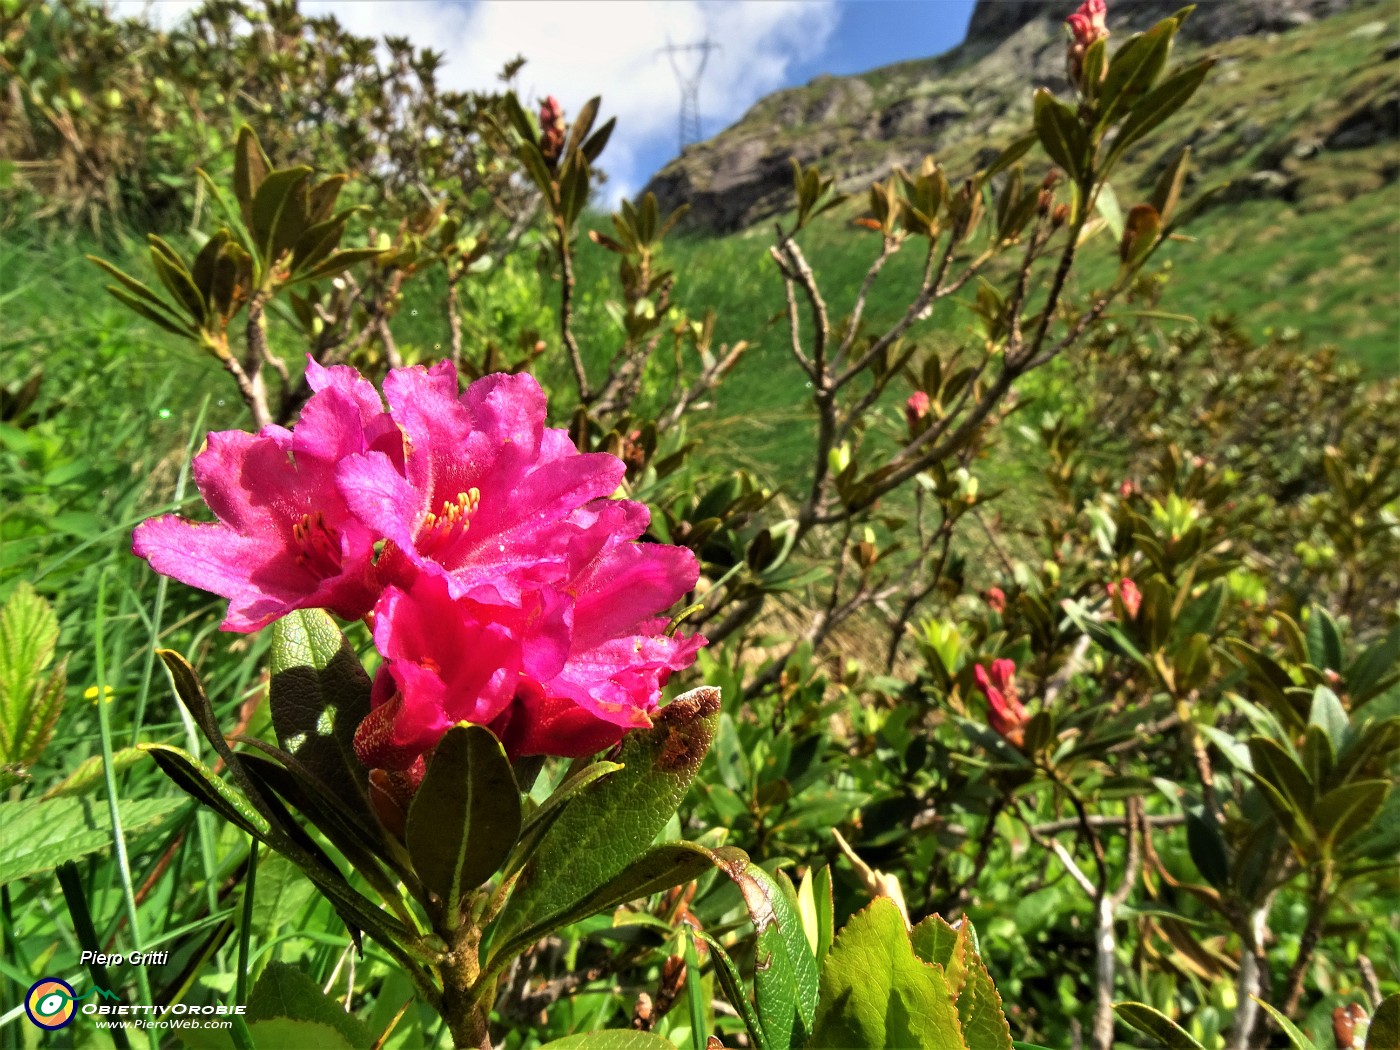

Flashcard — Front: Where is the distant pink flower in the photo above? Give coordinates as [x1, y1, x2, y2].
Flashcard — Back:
[985, 586, 1007, 615]
[335, 365, 625, 611]
[1107, 577, 1142, 619]
[1066, 0, 1109, 86]
[973, 658, 1029, 747]
[1067, 0, 1108, 47]
[1119, 478, 1138, 499]
[905, 391, 931, 433]
[132, 360, 402, 632]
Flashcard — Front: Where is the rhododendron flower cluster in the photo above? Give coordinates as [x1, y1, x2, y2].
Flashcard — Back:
[1066, 0, 1109, 87]
[973, 658, 1029, 747]
[135, 359, 702, 766]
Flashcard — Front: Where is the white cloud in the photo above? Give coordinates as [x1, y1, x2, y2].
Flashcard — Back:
[125, 0, 839, 205]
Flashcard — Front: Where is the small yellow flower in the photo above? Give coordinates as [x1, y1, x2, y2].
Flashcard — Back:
[84, 685, 115, 705]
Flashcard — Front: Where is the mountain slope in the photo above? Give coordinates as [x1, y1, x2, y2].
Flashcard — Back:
[642, 0, 1396, 236]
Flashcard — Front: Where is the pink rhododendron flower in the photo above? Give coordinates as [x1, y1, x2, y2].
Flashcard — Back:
[139, 357, 705, 766]
[985, 586, 1007, 615]
[335, 364, 625, 610]
[973, 658, 1029, 747]
[1067, 0, 1108, 46]
[1066, 0, 1109, 86]
[352, 573, 567, 768]
[355, 505, 702, 765]
[133, 360, 402, 632]
[905, 391, 931, 434]
[1107, 577, 1142, 619]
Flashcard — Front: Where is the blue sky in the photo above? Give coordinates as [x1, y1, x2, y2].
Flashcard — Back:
[134, 0, 978, 203]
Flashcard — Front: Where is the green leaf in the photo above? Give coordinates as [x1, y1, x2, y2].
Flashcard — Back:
[246, 962, 371, 1050]
[1304, 607, 1344, 672]
[722, 857, 820, 1047]
[810, 897, 963, 1049]
[1174, 579, 1223, 639]
[1033, 89, 1089, 182]
[147, 236, 206, 321]
[1184, 807, 1229, 889]
[250, 167, 313, 269]
[1307, 686, 1350, 755]
[406, 723, 520, 911]
[86, 254, 174, 310]
[563, 95, 600, 161]
[1114, 1001, 1205, 1048]
[506, 759, 624, 877]
[693, 928, 770, 1050]
[268, 610, 373, 814]
[248, 1019, 359, 1050]
[1248, 736, 1314, 816]
[580, 117, 616, 164]
[1108, 58, 1216, 166]
[797, 863, 835, 966]
[501, 92, 538, 145]
[103, 285, 199, 340]
[1348, 624, 1400, 704]
[1251, 997, 1317, 1050]
[238, 748, 406, 902]
[952, 921, 1014, 1050]
[0, 795, 186, 885]
[306, 174, 347, 225]
[294, 248, 383, 285]
[503, 842, 726, 957]
[1149, 146, 1192, 224]
[0, 581, 66, 768]
[233, 125, 271, 223]
[538, 1034, 677, 1049]
[910, 912, 961, 971]
[494, 686, 720, 943]
[1314, 780, 1390, 854]
[911, 915, 1013, 1049]
[1098, 21, 1175, 130]
[1367, 994, 1400, 1050]
[141, 744, 268, 837]
[1095, 182, 1125, 241]
[518, 141, 555, 197]
[154, 652, 399, 951]
[190, 230, 231, 297]
[42, 747, 144, 799]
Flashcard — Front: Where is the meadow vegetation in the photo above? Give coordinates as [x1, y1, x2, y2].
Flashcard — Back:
[1, 2, 1396, 1049]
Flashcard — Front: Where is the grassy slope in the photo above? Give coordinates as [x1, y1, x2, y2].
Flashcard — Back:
[639, 0, 1398, 389]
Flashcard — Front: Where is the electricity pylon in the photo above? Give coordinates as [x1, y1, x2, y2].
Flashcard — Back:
[661, 37, 720, 153]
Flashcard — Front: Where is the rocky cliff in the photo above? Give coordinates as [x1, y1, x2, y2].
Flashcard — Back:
[641, 0, 1389, 233]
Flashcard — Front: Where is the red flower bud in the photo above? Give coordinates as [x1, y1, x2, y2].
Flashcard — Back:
[905, 390, 931, 430]
[973, 658, 1029, 747]
[539, 94, 566, 165]
[1066, 0, 1108, 47]
[1107, 577, 1142, 619]
[985, 586, 1007, 614]
[1066, 0, 1109, 89]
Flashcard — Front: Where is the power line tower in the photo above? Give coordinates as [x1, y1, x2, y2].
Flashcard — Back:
[660, 37, 720, 153]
